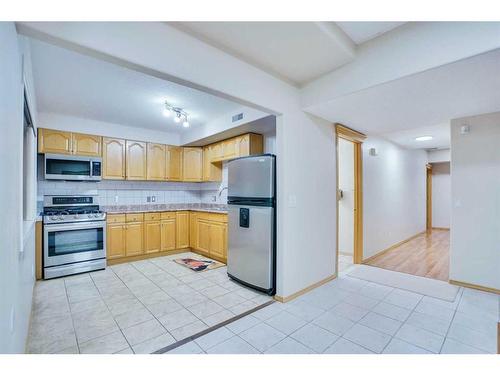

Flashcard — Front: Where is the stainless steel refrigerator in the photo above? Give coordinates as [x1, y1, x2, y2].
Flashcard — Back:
[227, 154, 276, 295]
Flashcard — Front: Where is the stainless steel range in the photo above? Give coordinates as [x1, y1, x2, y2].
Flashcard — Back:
[43, 195, 107, 279]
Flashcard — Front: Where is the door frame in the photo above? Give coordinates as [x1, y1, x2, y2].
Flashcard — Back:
[335, 124, 366, 276]
[426, 163, 433, 231]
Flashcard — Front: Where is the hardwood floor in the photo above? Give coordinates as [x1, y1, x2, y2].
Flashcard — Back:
[365, 229, 449, 281]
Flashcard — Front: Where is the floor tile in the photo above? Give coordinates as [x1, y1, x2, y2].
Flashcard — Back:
[200, 285, 231, 299]
[440, 337, 488, 354]
[202, 309, 235, 327]
[122, 319, 167, 346]
[212, 292, 247, 309]
[358, 312, 402, 336]
[358, 282, 394, 300]
[166, 341, 204, 354]
[147, 299, 183, 318]
[324, 337, 374, 354]
[114, 306, 154, 330]
[206, 336, 259, 354]
[342, 293, 379, 310]
[251, 303, 284, 320]
[452, 311, 497, 335]
[239, 323, 287, 352]
[285, 301, 325, 322]
[406, 310, 451, 337]
[343, 323, 392, 353]
[229, 300, 259, 315]
[28, 327, 77, 354]
[55, 345, 80, 354]
[383, 289, 423, 310]
[290, 323, 338, 353]
[171, 320, 209, 341]
[70, 296, 106, 314]
[371, 301, 412, 322]
[174, 292, 209, 308]
[137, 290, 171, 306]
[195, 327, 234, 350]
[329, 302, 369, 322]
[226, 315, 261, 334]
[72, 307, 119, 343]
[79, 331, 130, 354]
[382, 338, 432, 354]
[265, 311, 308, 335]
[264, 337, 315, 354]
[415, 298, 455, 321]
[158, 308, 199, 331]
[132, 333, 176, 354]
[395, 323, 445, 353]
[447, 321, 497, 353]
[188, 300, 225, 319]
[312, 311, 355, 336]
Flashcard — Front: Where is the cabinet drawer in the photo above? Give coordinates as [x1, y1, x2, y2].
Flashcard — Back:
[160, 212, 177, 220]
[144, 212, 161, 221]
[107, 214, 125, 224]
[210, 213, 228, 223]
[126, 213, 144, 222]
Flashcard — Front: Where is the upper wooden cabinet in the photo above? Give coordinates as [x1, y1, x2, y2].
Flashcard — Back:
[38, 129, 72, 154]
[203, 145, 222, 182]
[147, 143, 166, 181]
[126, 140, 147, 180]
[236, 133, 263, 157]
[166, 146, 183, 181]
[72, 133, 102, 157]
[222, 138, 238, 160]
[102, 137, 126, 180]
[182, 147, 203, 182]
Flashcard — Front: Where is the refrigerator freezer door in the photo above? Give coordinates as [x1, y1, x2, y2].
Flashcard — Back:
[228, 155, 274, 199]
[227, 204, 274, 291]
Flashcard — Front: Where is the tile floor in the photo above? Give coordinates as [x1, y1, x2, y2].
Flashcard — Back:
[27, 252, 272, 354]
[167, 270, 499, 354]
[338, 254, 354, 273]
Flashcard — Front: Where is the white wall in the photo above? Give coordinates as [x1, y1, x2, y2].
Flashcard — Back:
[450, 112, 500, 289]
[0, 23, 37, 353]
[363, 137, 427, 259]
[338, 138, 354, 255]
[428, 149, 450, 163]
[38, 112, 180, 145]
[431, 162, 451, 229]
[19, 22, 338, 298]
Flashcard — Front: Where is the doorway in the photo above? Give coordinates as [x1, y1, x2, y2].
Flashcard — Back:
[335, 124, 365, 275]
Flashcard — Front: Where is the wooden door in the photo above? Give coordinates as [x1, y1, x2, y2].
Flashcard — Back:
[147, 143, 166, 181]
[223, 138, 238, 160]
[38, 128, 72, 154]
[126, 140, 147, 180]
[102, 137, 126, 180]
[182, 147, 203, 182]
[161, 219, 176, 251]
[197, 219, 211, 255]
[176, 211, 190, 248]
[166, 146, 183, 181]
[144, 221, 161, 254]
[125, 222, 144, 256]
[72, 133, 102, 156]
[107, 224, 126, 260]
[209, 222, 226, 259]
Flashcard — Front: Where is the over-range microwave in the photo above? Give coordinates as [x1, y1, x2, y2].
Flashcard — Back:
[44, 154, 102, 181]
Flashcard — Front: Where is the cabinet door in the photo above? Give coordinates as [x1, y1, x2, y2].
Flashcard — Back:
[38, 128, 72, 154]
[166, 146, 183, 181]
[125, 222, 144, 256]
[126, 140, 147, 180]
[102, 137, 126, 180]
[144, 221, 161, 254]
[182, 147, 203, 182]
[189, 212, 199, 249]
[161, 219, 176, 251]
[236, 134, 250, 157]
[223, 138, 238, 160]
[72, 133, 102, 156]
[106, 224, 126, 260]
[147, 143, 166, 181]
[176, 211, 190, 248]
[203, 146, 222, 182]
[211, 142, 223, 162]
[197, 219, 211, 254]
[209, 222, 227, 260]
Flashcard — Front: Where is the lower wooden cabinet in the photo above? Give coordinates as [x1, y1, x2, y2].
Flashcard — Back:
[176, 211, 190, 249]
[144, 220, 161, 254]
[196, 219, 211, 255]
[125, 222, 144, 257]
[209, 222, 227, 260]
[107, 223, 127, 260]
[161, 218, 176, 251]
[193, 213, 227, 262]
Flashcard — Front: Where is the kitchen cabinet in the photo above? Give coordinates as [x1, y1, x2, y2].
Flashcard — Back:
[147, 143, 166, 181]
[102, 137, 126, 180]
[126, 140, 147, 180]
[189, 212, 199, 249]
[197, 219, 211, 255]
[161, 217, 176, 251]
[222, 138, 238, 160]
[182, 147, 203, 182]
[236, 133, 263, 157]
[176, 211, 190, 249]
[194, 213, 228, 262]
[107, 223, 126, 260]
[72, 133, 102, 156]
[203, 145, 222, 182]
[210, 142, 224, 162]
[166, 146, 183, 181]
[209, 222, 227, 260]
[125, 222, 144, 257]
[38, 128, 72, 154]
[144, 213, 161, 254]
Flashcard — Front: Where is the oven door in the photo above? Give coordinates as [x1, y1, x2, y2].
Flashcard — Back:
[44, 221, 106, 267]
[44, 154, 101, 181]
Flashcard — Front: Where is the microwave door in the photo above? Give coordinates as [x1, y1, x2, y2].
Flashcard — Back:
[44, 154, 101, 181]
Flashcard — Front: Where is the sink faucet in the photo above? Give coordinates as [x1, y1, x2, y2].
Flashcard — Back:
[218, 186, 228, 198]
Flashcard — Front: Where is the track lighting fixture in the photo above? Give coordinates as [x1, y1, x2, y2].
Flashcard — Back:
[164, 101, 190, 128]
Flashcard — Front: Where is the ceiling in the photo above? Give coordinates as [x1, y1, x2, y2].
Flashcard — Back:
[304, 47, 500, 138]
[382, 123, 451, 150]
[336, 22, 406, 44]
[29, 38, 243, 133]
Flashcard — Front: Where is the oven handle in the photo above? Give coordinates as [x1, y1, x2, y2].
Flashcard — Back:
[44, 221, 106, 232]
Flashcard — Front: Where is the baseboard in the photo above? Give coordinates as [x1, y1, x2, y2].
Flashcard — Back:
[449, 279, 500, 295]
[107, 248, 190, 266]
[274, 274, 336, 303]
[362, 231, 426, 264]
[432, 227, 450, 231]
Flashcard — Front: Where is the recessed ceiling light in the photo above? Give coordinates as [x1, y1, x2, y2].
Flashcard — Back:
[415, 136, 433, 141]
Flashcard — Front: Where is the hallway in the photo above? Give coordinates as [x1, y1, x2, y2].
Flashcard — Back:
[364, 230, 449, 281]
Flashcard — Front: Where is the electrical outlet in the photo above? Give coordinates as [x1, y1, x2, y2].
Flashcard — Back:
[146, 196, 151, 203]
[152, 196, 156, 203]
[211, 195, 217, 202]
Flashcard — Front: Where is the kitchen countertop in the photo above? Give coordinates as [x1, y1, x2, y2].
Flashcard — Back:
[101, 203, 228, 214]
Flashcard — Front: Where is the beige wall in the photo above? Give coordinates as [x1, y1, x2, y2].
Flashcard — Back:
[338, 138, 354, 255]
